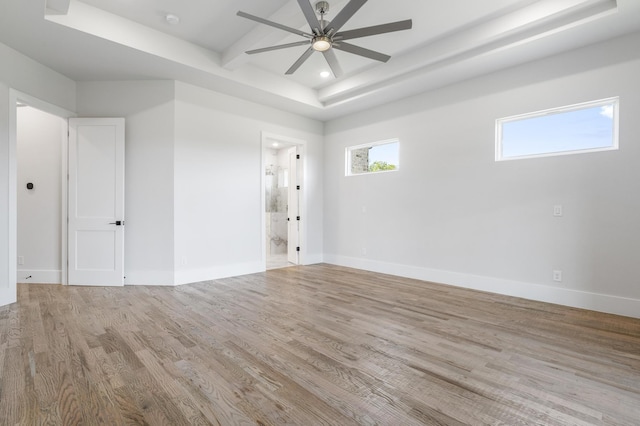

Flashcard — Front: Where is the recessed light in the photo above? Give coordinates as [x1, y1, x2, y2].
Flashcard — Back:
[165, 14, 180, 25]
[320, 71, 331, 78]
[272, 142, 279, 147]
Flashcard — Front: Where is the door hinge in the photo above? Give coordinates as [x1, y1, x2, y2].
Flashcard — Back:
[296, 216, 300, 221]
[296, 185, 300, 190]
[296, 154, 300, 159]
[296, 247, 300, 252]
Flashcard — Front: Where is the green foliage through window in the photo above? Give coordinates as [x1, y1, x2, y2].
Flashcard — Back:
[346, 139, 399, 176]
[369, 161, 396, 172]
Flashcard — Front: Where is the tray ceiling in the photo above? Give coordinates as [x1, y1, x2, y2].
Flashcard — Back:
[1, 0, 639, 120]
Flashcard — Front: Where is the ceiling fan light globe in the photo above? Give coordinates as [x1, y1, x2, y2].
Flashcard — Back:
[312, 36, 332, 51]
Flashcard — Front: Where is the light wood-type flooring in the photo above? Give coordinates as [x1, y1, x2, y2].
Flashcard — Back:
[1, 264, 639, 425]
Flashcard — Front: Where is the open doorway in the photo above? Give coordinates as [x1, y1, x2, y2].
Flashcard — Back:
[262, 133, 304, 270]
[2, 90, 74, 305]
[16, 103, 68, 284]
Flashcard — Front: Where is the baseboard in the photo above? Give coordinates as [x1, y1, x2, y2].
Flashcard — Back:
[323, 254, 640, 319]
[0, 293, 17, 307]
[174, 261, 265, 286]
[17, 269, 61, 284]
[302, 253, 324, 265]
[125, 270, 176, 286]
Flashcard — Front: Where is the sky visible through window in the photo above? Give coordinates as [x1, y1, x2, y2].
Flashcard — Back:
[368, 141, 399, 167]
[500, 102, 616, 159]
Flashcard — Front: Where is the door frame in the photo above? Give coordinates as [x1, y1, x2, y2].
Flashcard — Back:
[261, 132, 306, 269]
[286, 146, 300, 265]
[9, 89, 74, 289]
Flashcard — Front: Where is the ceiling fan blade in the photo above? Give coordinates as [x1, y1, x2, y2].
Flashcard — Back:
[333, 42, 390, 62]
[336, 19, 412, 41]
[246, 41, 310, 55]
[322, 49, 343, 77]
[297, 0, 322, 34]
[325, 0, 367, 35]
[237, 11, 313, 38]
[286, 47, 315, 75]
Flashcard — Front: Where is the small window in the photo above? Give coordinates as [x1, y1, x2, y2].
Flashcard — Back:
[346, 139, 399, 176]
[496, 97, 619, 161]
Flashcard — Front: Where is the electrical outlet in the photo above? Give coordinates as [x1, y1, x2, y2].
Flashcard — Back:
[18, 256, 24, 265]
[553, 270, 562, 282]
[361, 247, 367, 256]
[553, 205, 563, 217]
[181, 256, 188, 266]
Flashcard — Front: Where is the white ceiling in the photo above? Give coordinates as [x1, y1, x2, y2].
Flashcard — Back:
[1, 0, 639, 121]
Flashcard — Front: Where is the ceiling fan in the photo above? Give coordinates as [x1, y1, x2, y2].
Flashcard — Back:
[237, 0, 412, 77]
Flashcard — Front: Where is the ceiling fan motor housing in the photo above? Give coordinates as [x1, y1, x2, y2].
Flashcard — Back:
[315, 1, 330, 15]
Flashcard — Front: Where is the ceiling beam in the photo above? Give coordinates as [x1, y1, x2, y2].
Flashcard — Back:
[222, 2, 308, 70]
[318, 0, 619, 106]
[46, 0, 71, 15]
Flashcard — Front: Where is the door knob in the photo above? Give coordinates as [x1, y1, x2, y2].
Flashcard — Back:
[109, 220, 124, 226]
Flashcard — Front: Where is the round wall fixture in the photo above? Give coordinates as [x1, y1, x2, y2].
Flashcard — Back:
[165, 13, 180, 25]
[26, 182, 34, 190]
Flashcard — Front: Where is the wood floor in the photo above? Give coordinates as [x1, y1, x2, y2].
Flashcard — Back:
[1, 264, 639, 425]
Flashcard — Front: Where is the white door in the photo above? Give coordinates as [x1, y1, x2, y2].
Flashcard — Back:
[287, 147, 299, 264]
[68, 118, 125, 286]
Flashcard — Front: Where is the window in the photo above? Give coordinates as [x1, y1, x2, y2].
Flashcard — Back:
[346, 139, 399, 176]
[496, 97, 619, 161]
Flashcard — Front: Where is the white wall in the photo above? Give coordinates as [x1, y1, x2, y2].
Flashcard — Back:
[17, 106, 66, 283]
[323, 32, 640, 318]
[75, 80, 323, 286]
[174, 82, 324, 284]
[76, 81, 176, 285]
[0, 42, 76, 306]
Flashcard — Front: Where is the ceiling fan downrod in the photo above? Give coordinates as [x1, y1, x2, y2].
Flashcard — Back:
[315, 1, 330, 33]
[312, 1, 332, 51]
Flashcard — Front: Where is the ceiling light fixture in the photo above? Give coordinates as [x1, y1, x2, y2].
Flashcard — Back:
[165, 13, 180, 25]
[320, 71, 331, 78]
[312, 36, 331, 52]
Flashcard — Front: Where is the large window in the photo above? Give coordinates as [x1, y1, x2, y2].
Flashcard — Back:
[496, 97, 619, 161]
[346, 139, 399, 176]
